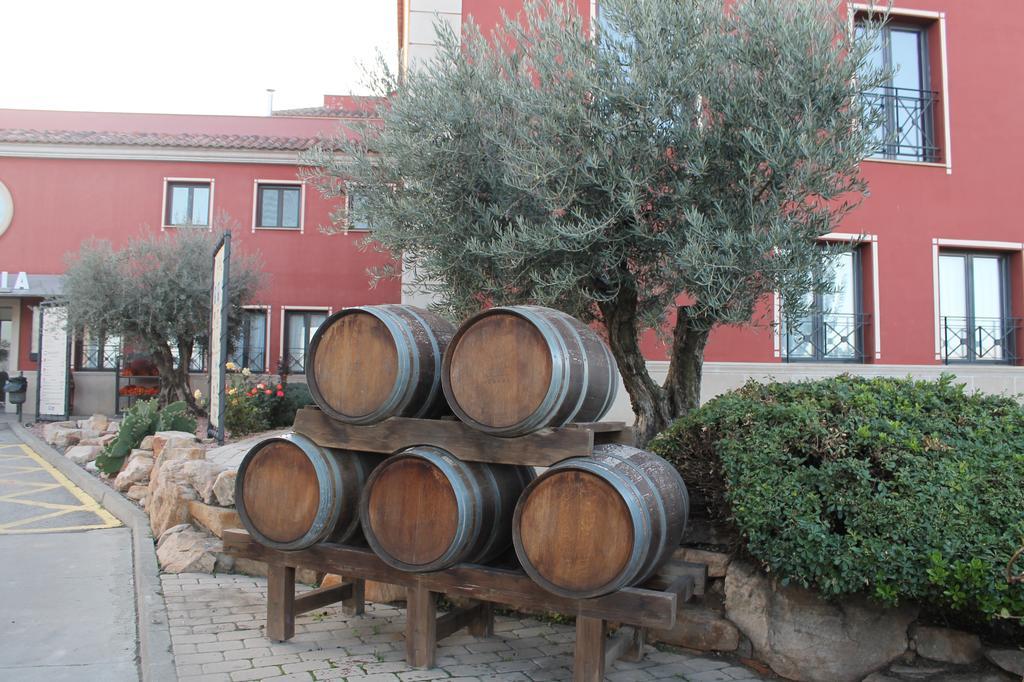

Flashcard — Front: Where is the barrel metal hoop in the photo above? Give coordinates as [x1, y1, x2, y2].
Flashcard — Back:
[416, 448, 479, 570]
[561, 320, 589, 425]
[358, 306, 415, 423]
[599, 451, 668, 579]
[333, 451, 368, 544]
[474, 462, 504, 561]
[513, 307, 571, 435]
[596, 335, 618, 421]
[402, 305, 443, 419]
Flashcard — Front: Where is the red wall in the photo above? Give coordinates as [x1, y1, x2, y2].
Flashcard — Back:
[460, 0, 1024, 366]
[0, 155, 400, 371]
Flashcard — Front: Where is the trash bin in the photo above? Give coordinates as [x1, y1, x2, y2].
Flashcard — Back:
[4, 377, 28, 405]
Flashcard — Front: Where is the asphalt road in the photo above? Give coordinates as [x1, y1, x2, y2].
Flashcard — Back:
[0, 419, 139, 681]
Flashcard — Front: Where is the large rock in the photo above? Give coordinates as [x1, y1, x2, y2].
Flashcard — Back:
[65, 445, 102, 465]
[156, 524, 230, 573]
[126, 484, 149, 505]
[232, 558, 318, 585]
[212, 469, 237, 507]
[152, 446, 205, 473]
[151, 431, 198, 458]
[86, 414, 109, 433]
[78, 433, 117, 447]
[912, 625, 982, 664]
[44, 424, 82, 448]
[187, 501, 241, 538]
[148, 460, 197, 537]
[985, 649, 1024, 677]
[673, 547, 731, 578]
[114, 455, 153, 492]
[183, 460, 223, 504]
[139, 435, 155, 451]
[724, 561, 916, 682]
[650, 605, 740, 651]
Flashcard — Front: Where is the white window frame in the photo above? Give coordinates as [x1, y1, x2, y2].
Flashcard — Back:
[773, 233, 881, 361]
[162, 177, 215, 231]
[251, 179, 305, 233]
[344, 185, 372, 232]
[279, 305, 332, 374]
[849, 3, 952, 175]
[931, 238, 1023, 360]
[236, 304, 272, 373]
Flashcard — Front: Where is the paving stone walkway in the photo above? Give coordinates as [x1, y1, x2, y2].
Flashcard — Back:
[164, 572, 763, 682]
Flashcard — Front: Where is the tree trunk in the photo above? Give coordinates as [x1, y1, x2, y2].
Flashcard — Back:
[150, 341, 205, 417]
[662, 306, 711, 419]
[597, 292, 672, 447]
[599, 298, 712, 447]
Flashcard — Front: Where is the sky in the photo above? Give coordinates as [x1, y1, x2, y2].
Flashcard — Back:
[0, 1, 397, 116]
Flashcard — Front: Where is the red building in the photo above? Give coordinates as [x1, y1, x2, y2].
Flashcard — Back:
[398, 0, 1024, 416]
[2, 1, 1022, 420]
[0, 99, 399, 417]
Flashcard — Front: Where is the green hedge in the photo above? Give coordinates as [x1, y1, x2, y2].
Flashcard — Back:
[650, 374, 1024, 622]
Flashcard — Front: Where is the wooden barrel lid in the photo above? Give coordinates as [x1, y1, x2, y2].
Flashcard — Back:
[313, 311, 399, 419]
[447, 313, 553, 428]
[365, 457, 459, 566]
[241, 441, 321, 545]
[517, 470, 634, 594]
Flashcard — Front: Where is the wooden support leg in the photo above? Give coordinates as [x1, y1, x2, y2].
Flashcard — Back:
[343, 578, 365, 616]
[266, 565, 296, 642]
[467, 601, 494, 638]
[621, 627, 646, 663]
[574, 616, 606, 682]
[405, 584, 437, 669]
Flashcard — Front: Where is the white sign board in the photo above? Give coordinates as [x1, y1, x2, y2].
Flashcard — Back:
[37, 305, 71, 419]
[209, 233, 231, 444]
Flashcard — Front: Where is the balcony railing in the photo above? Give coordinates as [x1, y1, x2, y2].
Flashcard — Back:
[942, 316, 1020, 364]
[283, 348, 308, 374]
[230, 346, 266, 373]
[864, 86, 940, 163]
[783, 313, 869, 363]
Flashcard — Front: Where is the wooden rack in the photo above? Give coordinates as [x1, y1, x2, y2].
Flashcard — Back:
[223, 529, 706, 682]
[292, 407, 633, 466]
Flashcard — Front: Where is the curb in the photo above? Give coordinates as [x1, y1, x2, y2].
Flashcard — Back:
[10, 422, 178, 682]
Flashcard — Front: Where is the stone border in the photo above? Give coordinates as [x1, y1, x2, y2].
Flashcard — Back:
[10, 421, 178, 682]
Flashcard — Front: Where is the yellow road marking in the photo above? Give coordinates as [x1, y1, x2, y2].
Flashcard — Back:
[0, 444, 121, 534]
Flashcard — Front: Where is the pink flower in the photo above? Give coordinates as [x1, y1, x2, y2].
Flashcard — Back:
[265, 389, 272, 395]
[276, 390, 284, 397]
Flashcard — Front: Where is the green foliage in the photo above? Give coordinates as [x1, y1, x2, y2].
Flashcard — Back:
[96, 399, 159, 474]
[55, 224, 265, 410]
[651, 375, 1024, 622]
[305, 0, 893, 437]
[268, 383, 313, 428]
[155, 400, 197, 434]
[95, 399, 197, 474]
[223, 375, 310, 436]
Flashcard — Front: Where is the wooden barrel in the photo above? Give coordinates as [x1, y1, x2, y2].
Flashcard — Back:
[307, 305, 455, 424]
[360, 445, 534, 572]
[512, 444, 689, 598]
[234, 433, 381, 551]
[441, 305, 619, 437]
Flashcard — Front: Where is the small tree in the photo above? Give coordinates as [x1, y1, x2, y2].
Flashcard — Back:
[306, 0, 890, 444]
[56, 224, 264, 414]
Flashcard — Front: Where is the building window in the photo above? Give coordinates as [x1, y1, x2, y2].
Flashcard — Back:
[939, 252, 1016, 363]
[256, 184, 301, 229]
[165, 181, 211, 227]
[168, 338, 207, 372]
[783, 250, 867, 362]
[283, 310, 327, 373]
[231, 309, 268, 372]
[76, 330, 121, 370]
[346, 188, 370, 230]
[858, 21, 938, 163]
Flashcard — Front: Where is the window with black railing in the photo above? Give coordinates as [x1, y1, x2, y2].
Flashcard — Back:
[231, 309, 268, 372]
[858, 21, 940, 163]
[783, 250, 868, 363]
[76, 331, 121, 370]
[939, 252, 1017, 364]
[283, 310, 328, 373]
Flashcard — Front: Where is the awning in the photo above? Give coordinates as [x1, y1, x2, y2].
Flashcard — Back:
[0, 274, 64, 298]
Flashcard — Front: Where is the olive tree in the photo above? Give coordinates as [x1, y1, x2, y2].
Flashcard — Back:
[56, 223, 264, 414]
[306, 0, 889, 444]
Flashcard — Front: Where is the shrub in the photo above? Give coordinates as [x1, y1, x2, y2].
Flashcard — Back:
[650, 374, 1024, 622]
[268, 382, 313, 428]
[95, 399, 196, 474]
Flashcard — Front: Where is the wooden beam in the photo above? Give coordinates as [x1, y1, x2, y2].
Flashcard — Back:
[342, 578, 365, 616]
[293, 408, 613, 465]
[467, 601, 494, 638]
[435, 603, 487, 641]
[603, 626, 634, 669]
[266, 565, 295, 642]
[294, 582, 353, 615]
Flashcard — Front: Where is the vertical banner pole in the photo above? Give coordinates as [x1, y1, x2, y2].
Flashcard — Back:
[209, 232, 231, 445]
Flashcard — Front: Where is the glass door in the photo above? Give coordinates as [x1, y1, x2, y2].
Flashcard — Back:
[0, 305, 13, 406]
